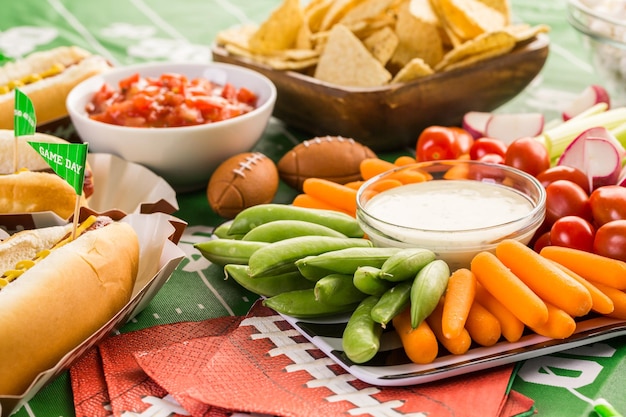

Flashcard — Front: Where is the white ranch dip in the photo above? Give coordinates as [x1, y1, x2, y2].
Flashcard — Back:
[359, 180, 537, 269]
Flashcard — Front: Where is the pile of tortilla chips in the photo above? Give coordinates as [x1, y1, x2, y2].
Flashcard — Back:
[215, 0, 550, 88]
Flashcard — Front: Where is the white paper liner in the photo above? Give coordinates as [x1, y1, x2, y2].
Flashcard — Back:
[0, 153, 178, 233]
[0, 212, 187, 417]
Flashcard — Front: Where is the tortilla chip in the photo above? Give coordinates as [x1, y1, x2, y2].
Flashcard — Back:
[338, 0, 396, 25]
[215, 24, 257, 50]
[363, 26, 399, 65]
[391, 57, 434, 83]
[503, 23, 551, 43]
[438, 42, 513, 71]
[434, 30, 516, 71]
[248, 0, 304, 53]
[477, 0, 511, 23]
[319, 0, 361, 31]
[314, 24, 391, 87]
[435, 0, 507, 41]
[389, 1, 444, 69]
[304, 0, 333, 33]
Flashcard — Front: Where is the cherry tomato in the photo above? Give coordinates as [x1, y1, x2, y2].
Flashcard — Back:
[536, 165, 591, 195]
[589, 185, 626, 226]
[593, 219, 626, 262]
[549, 215, 595, 252]
[416, 126, 462, 162]
[477, 153, 505, 164]
[449, 127, 475, 155]
[504, 137, 550, 177]
[544, 180, 592, 226]
[469, 137, 507, 160]
[532, 230, 552, 253]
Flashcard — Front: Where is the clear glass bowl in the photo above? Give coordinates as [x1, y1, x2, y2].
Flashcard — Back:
[567, 0, 626, 106]
[356, 160, 546, 270]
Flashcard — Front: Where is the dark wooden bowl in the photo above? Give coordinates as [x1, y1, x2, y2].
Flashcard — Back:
[212, 33, 549, 152]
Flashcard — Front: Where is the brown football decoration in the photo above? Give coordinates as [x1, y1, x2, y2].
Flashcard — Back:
[277, 136, 377, 191]
[207, 152, 279, 219]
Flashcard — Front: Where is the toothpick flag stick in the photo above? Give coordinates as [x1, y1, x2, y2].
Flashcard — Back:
[28, 141, 89, 240]
[13, 88, 37, 173]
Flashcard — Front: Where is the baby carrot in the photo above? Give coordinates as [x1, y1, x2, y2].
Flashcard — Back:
[471, 251, 549, 329]
[496, 239, 592, 317]
[360, 158, 397, 180]
[393, 155, 417, 166]
[589, 282, 626, 320]
[529, 302, 577, 339]
[551, 261, 614, 315]
[441, 268, 476, 339]
[369, 178, 403, 193]
[540, 246, 626, 290]
[302, 178, 358, 216]
[465, 300, 502, 347]
[474, 282, 525, 343]
[392, 307, 439, 364]
[343, 180, 365, 190]
[426, 300, 472, 355]
[292, 193, 349, 214]
[386, 168, 431, 184]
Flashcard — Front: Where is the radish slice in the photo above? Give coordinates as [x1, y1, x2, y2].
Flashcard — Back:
[562, 85, 611, 121]
[618, 165, 626, 187]
[462, 111, 491, 139]
[557, 126, 624, 190]
[484, 113, 545, 145]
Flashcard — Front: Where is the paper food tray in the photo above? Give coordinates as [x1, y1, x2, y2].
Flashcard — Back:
[0, 153, 178, 233]
[0, 212, 187, 417]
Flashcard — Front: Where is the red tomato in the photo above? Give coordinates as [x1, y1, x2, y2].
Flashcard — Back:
[504, 137, 550, 177]
[545, 180, 592, 226]
[477, 153, 505, 164]
[593, 219, 626, 262]
[469, 138, 507, 160]
[536, 165, 591, 195]
[589, 185, 626, 226]
[449, 127, 475, 155]
[416, 126, 462, 162]
[532, 230, 552, 252]
[549, 215, 595, 252]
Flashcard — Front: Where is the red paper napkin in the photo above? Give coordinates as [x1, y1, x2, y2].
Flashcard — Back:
[70, 301, 534, 417]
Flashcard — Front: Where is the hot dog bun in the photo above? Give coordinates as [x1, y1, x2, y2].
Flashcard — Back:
[0, 220, 139, 395]
[0, 46, 111, 129]
[0, 131, 93, 218]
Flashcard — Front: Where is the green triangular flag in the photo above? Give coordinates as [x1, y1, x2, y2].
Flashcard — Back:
[27, 141, 89, 195]
[14, 88, 36, 136]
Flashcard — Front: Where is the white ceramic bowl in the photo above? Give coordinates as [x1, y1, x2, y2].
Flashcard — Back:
[66, 62, 277, 192]
[567, 0, 626, 106]
[356, 160, 546, 270]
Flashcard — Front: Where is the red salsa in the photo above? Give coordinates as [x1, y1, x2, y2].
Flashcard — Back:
[86, 72, 258, 127]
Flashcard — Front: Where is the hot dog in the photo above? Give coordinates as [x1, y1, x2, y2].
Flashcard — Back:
[0, 130, 94, 219]
[0, 215, 139, 395]
[0, 46, 111, 129]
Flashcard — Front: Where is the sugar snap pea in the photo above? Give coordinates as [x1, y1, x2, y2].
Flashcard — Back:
[314, 274, 368, 306]
[410, 259, 451, 328]
[228, 204, 364, 238]
[224, 264, 314, 297]
[263, 288, 359, 318]
[380, 248, 436, 282]
[194, 239, 268, 266]
[342, 295, 383, 364]
[241, 219, 347, 242]
[370, 280, 412, 328]
[353, 266, 394, 296]
[212, 222, 244, 240]
[248, 236, 372, 278]
[295, 247, 402, 280]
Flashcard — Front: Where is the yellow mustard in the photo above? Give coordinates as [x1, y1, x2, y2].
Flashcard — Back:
[0, 62, 65, 95]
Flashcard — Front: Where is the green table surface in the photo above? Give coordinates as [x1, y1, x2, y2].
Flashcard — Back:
[2, 1, 625, 416]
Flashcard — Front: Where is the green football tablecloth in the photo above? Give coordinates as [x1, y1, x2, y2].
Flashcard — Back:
[1, 1, 625, 416]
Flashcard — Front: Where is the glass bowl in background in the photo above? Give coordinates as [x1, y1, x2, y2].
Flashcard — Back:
[356, 160, 546, 270]
[567, 0, 626, 106]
